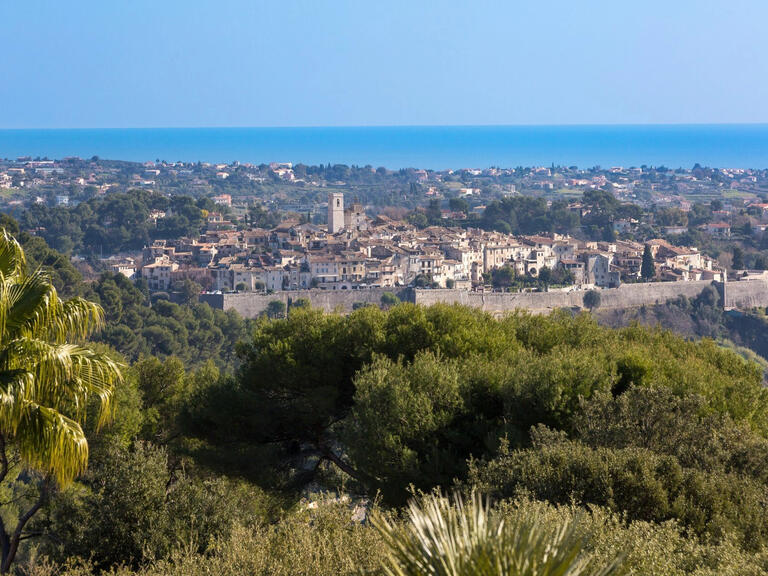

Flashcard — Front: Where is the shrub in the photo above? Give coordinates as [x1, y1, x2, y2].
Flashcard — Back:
[468, 440, 768, 549]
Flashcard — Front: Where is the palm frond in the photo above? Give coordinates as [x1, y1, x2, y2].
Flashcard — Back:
[372, 492, 625, 576]
[14, 400, 89, 485]
[0, 229, 25, 279]
[0, 230, 123, 486]
[57, 297, 105, 340]
[1, 339, 120, 427]
[3, 269, 59, 341]
[0, 369, 35, 433]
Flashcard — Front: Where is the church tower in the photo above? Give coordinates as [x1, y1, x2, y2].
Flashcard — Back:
[328, 192, 344, 233]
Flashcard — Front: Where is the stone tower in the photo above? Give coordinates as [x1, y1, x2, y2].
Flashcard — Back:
[328, 192, 344, 233]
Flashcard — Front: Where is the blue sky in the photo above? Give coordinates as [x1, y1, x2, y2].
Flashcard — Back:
[1, 0, 766, 128]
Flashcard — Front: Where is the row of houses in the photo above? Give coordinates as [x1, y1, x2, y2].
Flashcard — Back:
[133, 194, 723, 294]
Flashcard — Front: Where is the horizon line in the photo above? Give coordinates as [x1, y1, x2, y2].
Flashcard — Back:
[3, 122, 768, 131]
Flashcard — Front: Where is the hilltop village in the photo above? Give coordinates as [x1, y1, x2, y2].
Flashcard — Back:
[10, 157, 768, 296]
[131, 192, 724, 295]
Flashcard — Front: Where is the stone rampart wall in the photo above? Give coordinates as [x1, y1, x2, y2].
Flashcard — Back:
[200, 288, 407, 318]
[724, 279, 768, 309]
[412, 280, 718, 314]
[199, 279, 768, 318]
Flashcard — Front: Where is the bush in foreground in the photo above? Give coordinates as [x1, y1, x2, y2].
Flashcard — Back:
[21, 497, 768, 576]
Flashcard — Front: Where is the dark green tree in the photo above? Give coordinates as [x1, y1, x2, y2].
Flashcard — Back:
[490, 266, 514, 289]
[426, 199, 442, 224]
[583, 290, 601, 311]
[732, 246, 745, 270]
[641, 244, 655, 281]
[265, 300, 286, 319]
[448, 197, 469, 214]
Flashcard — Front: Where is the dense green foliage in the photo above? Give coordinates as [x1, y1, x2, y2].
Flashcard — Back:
[43, 442, 266, 570]
[189, 305, 767, 508]
[597, 288, 768, 369]
[19, 190, 217, 254]
[4, 231, 768, 574]
[8, 301, 768, 573]
[90, 272, 250, 366]
[21, 497, 768, 576]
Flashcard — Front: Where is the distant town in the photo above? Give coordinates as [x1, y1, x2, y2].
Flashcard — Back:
[135, 190, 729, 297]
[3, 156, 768, 212]
[4, 156, 768, 296]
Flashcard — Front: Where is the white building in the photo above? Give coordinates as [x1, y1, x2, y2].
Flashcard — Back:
[328, 192, 344, 233]
[142, 256, 179, 291]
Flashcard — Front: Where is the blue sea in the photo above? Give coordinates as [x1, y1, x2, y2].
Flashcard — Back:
[2, 125, 768, 170]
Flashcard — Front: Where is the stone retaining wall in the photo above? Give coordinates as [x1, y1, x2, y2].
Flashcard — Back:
[412, 280, 719, 314]
[724, 279, 768, 309]
[199, 279, 768, 318]
[200, 288, 408, 317]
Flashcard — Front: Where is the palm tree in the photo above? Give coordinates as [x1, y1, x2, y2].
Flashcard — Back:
[0, 229, 122, 573]
[373, 491, 624, 576]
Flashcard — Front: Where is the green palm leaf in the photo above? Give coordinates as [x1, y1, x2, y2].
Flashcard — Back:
[0, 229, 25, 279]
[0, 228, 122, 485]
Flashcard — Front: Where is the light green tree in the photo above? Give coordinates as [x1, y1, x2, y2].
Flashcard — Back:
[0, 229, 122, 572]
[380, 292, 400, 309]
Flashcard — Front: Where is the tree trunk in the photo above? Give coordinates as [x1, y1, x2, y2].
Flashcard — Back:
[0, 434, 10, 574]
[0, 532, 9, 576]
[319, 444, 375, 487]
[0, 435, 49, 574]
[0, 478, 48, 573]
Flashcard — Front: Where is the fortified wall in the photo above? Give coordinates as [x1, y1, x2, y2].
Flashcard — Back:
[724, 279, 768, 309]
[200, 280, 768, 318]
[200, 288, 411, 317]
[413, 280, 720, 314]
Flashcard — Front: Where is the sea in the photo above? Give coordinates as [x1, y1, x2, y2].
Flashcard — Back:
[2, 125, 768, 170]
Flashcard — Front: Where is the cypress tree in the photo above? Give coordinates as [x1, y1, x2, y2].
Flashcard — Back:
[641, 244, 655, 281]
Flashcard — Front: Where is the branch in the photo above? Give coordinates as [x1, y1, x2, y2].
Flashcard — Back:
[0, 495, 27, 508]
[1, 476, 50, 574]
[319, 445, 366, 484]
[14, 479, 48, 534]
[17, 532, 44, 542]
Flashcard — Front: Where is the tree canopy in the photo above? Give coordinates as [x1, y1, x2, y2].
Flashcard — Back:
[187, 304, 768, 504]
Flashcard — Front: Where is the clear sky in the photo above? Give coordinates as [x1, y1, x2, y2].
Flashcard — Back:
[1, 0, 767, 128]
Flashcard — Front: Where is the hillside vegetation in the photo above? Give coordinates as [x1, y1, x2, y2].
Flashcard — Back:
[22, 306, 768, 573]
[3, 230, 768, 574]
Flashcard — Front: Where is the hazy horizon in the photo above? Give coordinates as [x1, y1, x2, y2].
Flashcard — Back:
[3, 125, 768, 169]
[5, 122, 768, 131]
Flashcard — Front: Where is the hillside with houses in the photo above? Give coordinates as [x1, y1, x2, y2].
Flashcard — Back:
[130, 192, 727, 297]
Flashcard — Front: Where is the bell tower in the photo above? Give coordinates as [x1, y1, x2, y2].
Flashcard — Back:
[328, 192, 344, 233]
